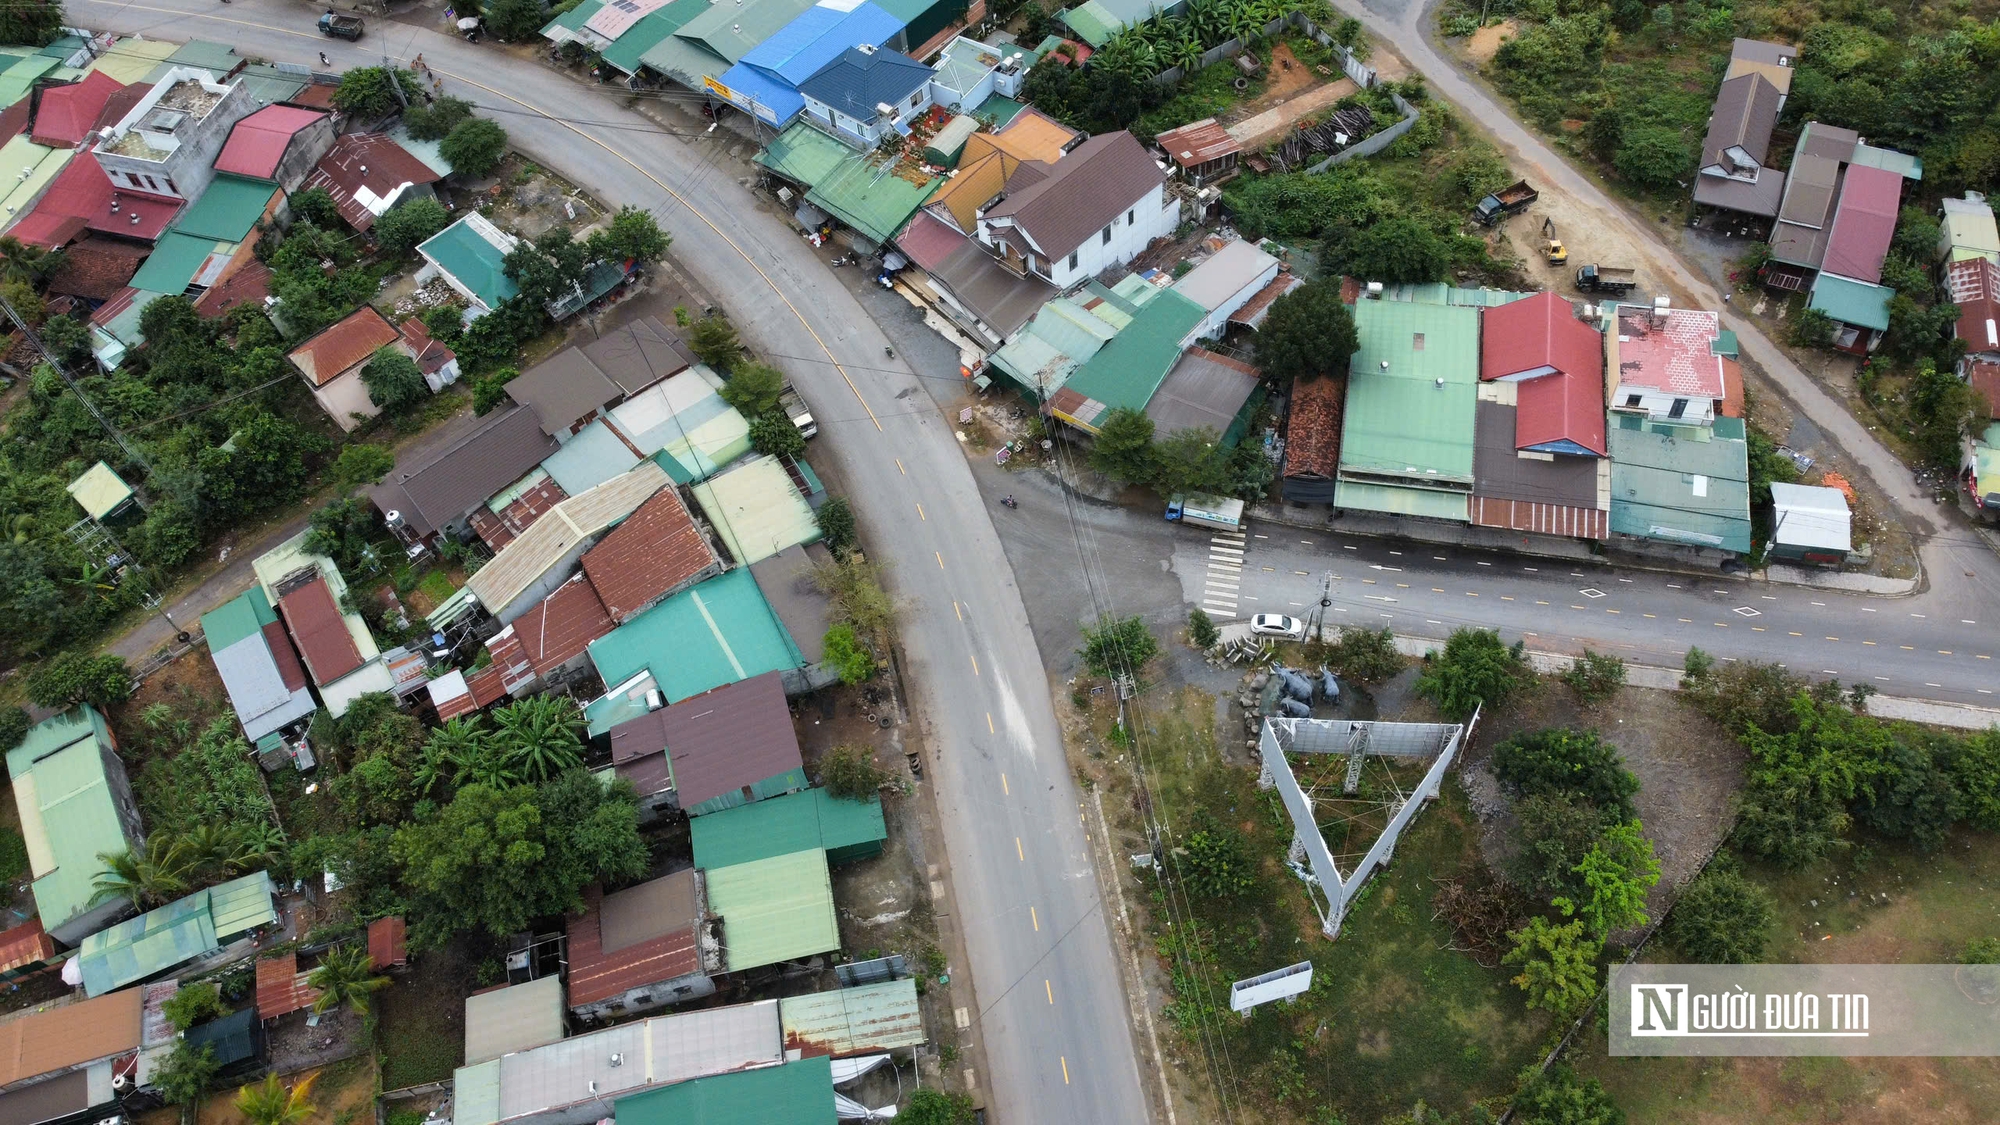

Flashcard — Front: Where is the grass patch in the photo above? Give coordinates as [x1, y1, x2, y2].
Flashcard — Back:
[0, 826, 24, 885]
[414, 568, 457, 607]
[1104, 688, 1547, 1121]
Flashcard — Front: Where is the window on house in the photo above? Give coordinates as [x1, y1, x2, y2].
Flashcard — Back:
[1127, 209, 1135, 225]
[1068, 251, 1078, 270]
[911, 92, 922, 107]
[1669, 398, 1688, 418]
[1412, 333, 1425, 350]
[126, 172, 142, 187]
[1624, 393, 1643, 407]
[1101, 225, 1112, 245]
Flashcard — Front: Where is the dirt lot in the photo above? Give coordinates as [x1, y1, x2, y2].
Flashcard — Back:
[136, 1054, 376, 1125]
[377, 940, 481, 1090]
[1462, 682, 1745, 916]
[1464, 19, 1520, 65]
[109, 644, 233, 757]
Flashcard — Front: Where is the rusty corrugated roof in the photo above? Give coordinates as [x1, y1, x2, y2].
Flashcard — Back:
[565, 871, 706, 1008]
[778, 979, 924, 1058]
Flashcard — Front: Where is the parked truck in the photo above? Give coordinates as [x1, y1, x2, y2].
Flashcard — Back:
[1473, 180, 1537, 225]
[1574, 264, 1639, 295]
[779, 384, 817, 439]
[318, 11, 365, 39]
[1165, 494, 1244, 532]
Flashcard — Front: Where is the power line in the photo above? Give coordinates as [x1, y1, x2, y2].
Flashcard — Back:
[0, 290, 150, 473]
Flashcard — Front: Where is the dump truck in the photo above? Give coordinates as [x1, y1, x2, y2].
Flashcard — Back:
[318, 12, 365, 39]
[1574, 264, 1639, 295]
[1165, 494, 1244, 532]
[1473, 180, 1537, 225]
[779, 384, 817, 440]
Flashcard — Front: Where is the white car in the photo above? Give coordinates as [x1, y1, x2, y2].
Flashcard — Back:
[1249, 614, 1306, 640]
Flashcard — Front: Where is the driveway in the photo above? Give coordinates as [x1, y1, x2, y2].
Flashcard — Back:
[68, 5, 1154, 1121]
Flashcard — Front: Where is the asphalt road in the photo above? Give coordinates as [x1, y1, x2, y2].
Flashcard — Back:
[67, 5, 1153, 1121]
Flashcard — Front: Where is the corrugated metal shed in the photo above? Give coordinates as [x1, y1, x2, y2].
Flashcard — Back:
[209, 870, 278, 937]
[565, 871, 706, 1007]
[1608, 414, 1752, 553]
[779, 980, 923, 1057]
[1056, 289, 1206, 428]
[418, 215, 521, 311]
[585, 567, 808, 706]
[1770, 482, 1851, 552]
[580, 482, 721, 623]
[200, 586, 277, 652]
[465, 461, 669, 619]
[175, 174, 276, 243]
[7, 706, 136, 940]
[65, 460, 132, 520]
[128, 229, 216, 294]
[705, 849, 839, 971]
[1338, 299, 1479, 487]
[1807, 272, 1893, 331]
[255, 952, 321, 1019]
[465, 977, 566, 1065]
[614, 1055, 834, 1125]
[626, 670, 806, 813]
[747, 542, 832, 664]
[692, 787, 884, 868]
[0, 917, 56, 977]
[368, 405, 559, 539]
[689, 454, 819, 566]
[278, 573, 364, 686]
[1144, 347, 1258, 437]
[76, 891, 218, 997]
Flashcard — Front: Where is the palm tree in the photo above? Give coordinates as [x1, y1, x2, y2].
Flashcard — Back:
[491, 697, 584, 784]
[307, 944, 390, 1018]
[422, 717, 486, 794]
[235, 1072, 319, 1125]
[0, 235, 58, 284]
[182, 823, 265, 880]
[91, 835, 198, 909]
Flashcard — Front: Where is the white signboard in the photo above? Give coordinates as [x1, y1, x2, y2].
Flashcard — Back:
[1228, 961, 1313, 1014]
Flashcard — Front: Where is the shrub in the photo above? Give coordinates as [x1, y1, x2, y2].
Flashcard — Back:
[375, 198, 452, 257]
[1562, 649, 1626, 705]
[820, 744, 887, 798]
[1492, 729, 1639, 820]
[1078, 615, 1157, 678]
[472, 367, 522, 415]
[27, 651, 133, 709]
[748, 409, 805, 458]
[1324, 626, 1404, 683]
[1414, 628, 1526, 720]
[0, 705, 28, 751]
[1510, 1064, 1623, 1125]
[816, 496, 858, 554]
[1510, 790, 1612, 900]
[362, 348, 428, 412]
[1179, 813, 1254, 898]
[163, 982, 231, 1031]
[901, 1089, 977, 1125]
[1962, 937, 2000, 965]
[1503, 916, 1601, 1019]
[154, 1041, 220, 1107]
[440, 117, 509, 179]
[333, 444, 397, 489]
[687, 316, 743, 371]
[402, 96, 475, 141]
[1555, 820, 1659, 937]
[1664, 864, 1774, 964]
[1187, 607, 1219, 649]
[0, 827, 26, 885]
[719, 361, 784, 416]
[823, 623, 875, 684]
[289, 187, 340, 229]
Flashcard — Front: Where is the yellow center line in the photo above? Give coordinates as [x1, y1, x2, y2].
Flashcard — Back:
[1466, 592, 1479, 597]
[1397, 583, 1409, 588]
[1571, 605, 1585, 610]
[1940, 650, 1954, 655]
[895, 458, 906, 475]
[1826, 637, 1839, 642]
[954, 601, 963, 621]
[937, 551, 945, 568]
[1501, 595, 1514, 601]
[1046, 980, 1054, 1004]
[1751, 626, 1765, 632]
[970, 653, 980, 676]
[1016, 837, 1024, 861]
[1863, 641, 1876, 646]
[1031, 906, 1040, 932]
[1536, 600, 1550, 605]
[916, 502, 926, 521]
[1902, 645, 1916, 650]
[1643, 613, 1656, 618]
[1714, 622, 1728, 627]
[1605, 609, 1619, 614]
[1061, 1056, 1070, 1084]
[1001, 772, 1008, 794]
[1678, 618, 1692, 623]
[987, 712, 995, 734]
[1979, 655, 1992, 660]
[1433, 588, 1445, 593]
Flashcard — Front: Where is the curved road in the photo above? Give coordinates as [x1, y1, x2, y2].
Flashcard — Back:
[67, 4, 1154, 1122]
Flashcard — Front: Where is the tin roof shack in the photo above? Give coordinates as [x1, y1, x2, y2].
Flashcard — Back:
[213, 104, 333, 192]
[369, 405, 559, 544]
[91, 67, 256, 203]
[417, 213, 522, 317]
[451, 999, 783, 1125]
[580, 482, 723, 623]
[613, 1054, 836, 1125]
[465, 462, 671, 625]
[747, 542, 833, 664]
[302, 132, 443, 233]
[1334, 299, 1480, 523]
[704, 849, 840, 973]
[1171, 239, 1282, 340]
[1047, 289, 1207, 432]
[465, 977, 566, 1066]
[1768, 482, 1851, 564]
[565, 869, 719, 1020]
[73, 872, 278, 996]
[200, 587, 317, 744]
[507, 347, 627, 441]
[1156, 117, 1239, 187]
[1807, 162, 1902, 354]
[252, 531, 397, 718]
[609, 670, 808, 816]
[0, 919, 58, 984]
[1948, 257, 2000, 367]
[588, 570, 807, 703]
[1471, 291, 1609, 540]
[6, 706, 145, 945]
[485, 574, 618, 696]
[778, 979, 922, 1058]
[689, 454, 821, 566]
[1608, 413, 1752, 558]
[65, 460, 136, 521]
[691, 787, 886, 868]
[1605, 302, 1727, 426]
[288, 305, 402, 432]
[0, 988, 142, 1112]
[1940, 192, 2000, 265]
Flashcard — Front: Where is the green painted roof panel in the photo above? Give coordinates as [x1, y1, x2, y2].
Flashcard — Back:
[543, 0, 607, 35]
[805, 152, 941, 245]
[1333, 480, 1470, 521]
[1063, 289, 1206, 414]
[1808, 273, 1893, 332]
[704, 849, 839, 971]
[691, 788, 887, 869]
[755, 121, 851, 186]
[207, 870, 277, 937]
[175, 173, 274, 242]
[419, 217, 521, 309]
[1337, 300, 1479, 480]
[128, 230, 218, 295]
[602, 0, 714, 74]
[1607, 415, 1752, 553]
[614, 1056, 835, 1125]
[200, 587, 279, 653]
[586, 568, 805, 703]
[76, 887, 218, 996]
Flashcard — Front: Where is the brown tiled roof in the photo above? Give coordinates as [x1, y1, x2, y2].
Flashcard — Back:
[471, 474, 568, 551]
[277, 574, 364, 685]
[564, 872, 704, 1007]
[255, 953, 321, 1020]
[367, 917, 407, 968]
[45, 236, 148, 301]
[0, 98, 29, 149]
[284, 83, 338, 110]
[399, 317, 456, 376]
[0, 988, 143, 1086]
[195, 257, 273, 318]
[579, 315, 696, 396]
[303, 133, 442, 232]
[1228, 272, 1298, 329]
[615, 751, 674, 798]
[1283, 372, 1345, 480]
[289, 306, 400, 386]
[513, 575, 615, 677]
[580, 486, 718, 624]
[261, 620, 309, 693]
[368, 405, 558, 538]
[983, 131, 1166, 260]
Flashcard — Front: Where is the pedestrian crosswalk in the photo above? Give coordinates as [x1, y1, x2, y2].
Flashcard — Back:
[1201, 531, 1247, 618]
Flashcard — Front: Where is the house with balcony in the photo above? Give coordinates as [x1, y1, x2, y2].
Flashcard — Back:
[975, 130, 1176, 291]
[90, 67, 256, 203]
[798, 45, 935, 148]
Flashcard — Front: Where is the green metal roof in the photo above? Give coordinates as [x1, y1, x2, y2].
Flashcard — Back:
[1338, 299, 1479, 481]
[974, 93, 1026, 126]
[1060, 0, 1125, 47]
[691, 788, 886, 869]
[1712, 328, 1739, 357]
[757, 121, 851, 184]
[543, 0, 607, 35]
[452, 1059, 502, 1125]
[1608, 414, 1752, 553]
[129, 230, 219, 295]
[1061, 288, 1206, 415]
[602, 0, 714, 74]
[806, 155, 940, 246]
[0, 136, 71, 222]
[232, 64, 309, 107]
[1808, 272, 1892, 332]
[207, 870, 278, 937]
[614, 1056, 835, 1125]
[419, 217, 521, 310]
[1333, 480, 1469, 521]
[7, 706, 134, 936]
[77, 887, 217, 996]
[639, 0, 817, 84]
[0, 54, 59, 108]
[162, 40, 238, 73]
[175, 173, 274, 242]
[586, 568, 805, 704]
[1849, 142, 1922, 181]
[704, 849, 840, 971]
[200, 587, 279, 653]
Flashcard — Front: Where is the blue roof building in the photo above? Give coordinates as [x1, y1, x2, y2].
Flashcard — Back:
[717, 1, 907, 127]
[799, 45, 935, 147]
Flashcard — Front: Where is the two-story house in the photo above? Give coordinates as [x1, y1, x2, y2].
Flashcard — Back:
[1605, 300, 1729, 427]
[90, 67, 256, 203]
[798, 45, 934, 149]
[975, 130, 1177, 291]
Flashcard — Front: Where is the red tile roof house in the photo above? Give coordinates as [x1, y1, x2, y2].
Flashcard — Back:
[1280, 371, 1345, 505]
[483, 573, 617, 696]
[214, 105, 336, 193]
[300, 132, 442, 234]
[565, 869, 719, 1022]
[29, 71, 127, 149]
[288, 307, 460, 431]
[1472, 291, 1610, 540]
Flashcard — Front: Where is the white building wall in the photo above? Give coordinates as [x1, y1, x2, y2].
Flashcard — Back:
[1610, 386, 1716, 427]
[1015, 182, 1179, 291]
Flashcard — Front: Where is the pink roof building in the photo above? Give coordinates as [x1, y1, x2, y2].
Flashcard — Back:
[1819, 164, 1902, 284]
[1607, 303, 1726, 426]
[214, 105, 336, 192]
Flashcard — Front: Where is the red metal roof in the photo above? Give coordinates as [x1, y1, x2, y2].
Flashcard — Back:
[284, 83, 338, 110]
[1514, 365, 1607, 456]
[31, 72, 126, 148]
[1480, 291, 1600, 382]
[91, 82, 149, 136]
[895, 209, 968, 274]
[1470, 495, 1608, 538]
[216, 105, 328, 179]
[514, 574, 615, 678]
[261, 619, 310, 693]
[466, 662, 509, 707]
[255, 953, 322, 1020]
[26, 155, 181, 242]
[486, 624, 536, 694]
[1155, 117, 1239, 168]
[5, 212, 85, 249]
[0, 918, 56, 975]
[1948, 257, 2000, 354]
[1228, 272, 1298, 329]
[194, 257, 273, 318]
[289, 306, 400, 386]
[0, 98, 29, 149]
[1612, 305, 1724, 398]
[399, 317, 456, 376]
[659, 671, 802, 808]
[367, 916, 408, 968]
[579, 486, 718, 624]
[564, 875, 704, 1007]
[1819, 164, 1901, 284]
[303, 133, 441, 232]
[277, 574, 365, 685]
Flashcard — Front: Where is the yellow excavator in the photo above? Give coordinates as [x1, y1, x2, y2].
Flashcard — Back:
[1541, 216, 1568, 265]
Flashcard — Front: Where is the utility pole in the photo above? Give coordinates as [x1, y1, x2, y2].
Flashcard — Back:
[385, 54, 410, 109]
[0, 291, 149, 474]
[1307, 571, 1334, 642]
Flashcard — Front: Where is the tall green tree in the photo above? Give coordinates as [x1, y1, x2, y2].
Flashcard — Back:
[1414, 628, 1526, 721]
[440, 117, 509, 178]
[1503, 916, 1601, 1019]
[308, 944, 391, 1016]
[331, 68, 421, 121]
[585, 206, 672, 264]
[1078, 615, 1158, 678]
[490, 696, 585, 784]
[375, 198, 452, 256]
[0, 0, 64, 47]
[1554, 821, 1659, 937]
[688, 316, 743, 371]
[403, 96, 476, 141]
[1089, 407, 1157, 483]
[1341, 216, 1451, 284]
[1255, 278, 1359, 386]
[362, 347, 428, 412]
[719, 361, 785, 415]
